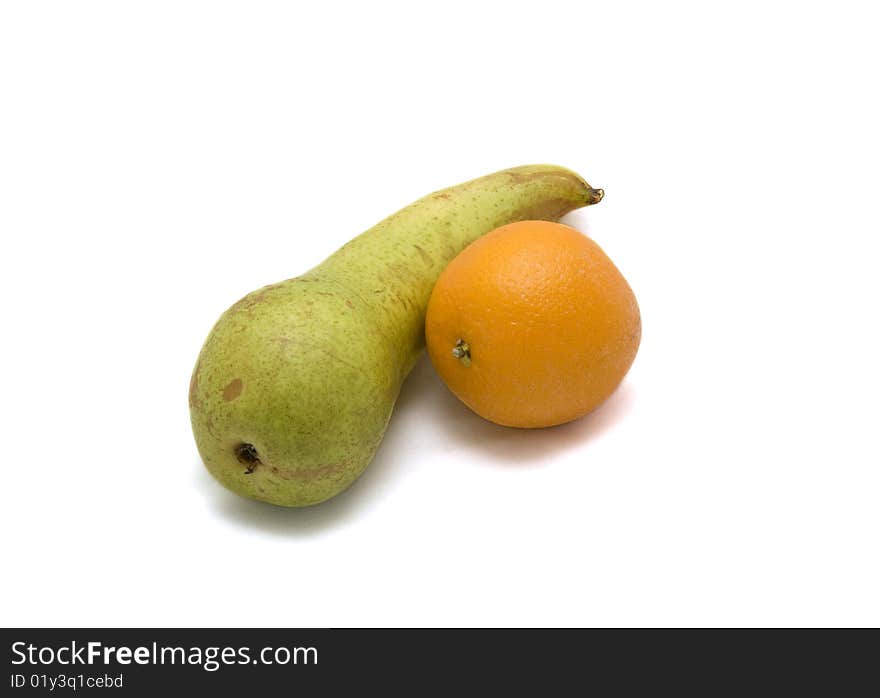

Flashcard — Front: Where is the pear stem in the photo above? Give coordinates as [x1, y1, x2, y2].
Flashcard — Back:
[235, 443, 261, 474]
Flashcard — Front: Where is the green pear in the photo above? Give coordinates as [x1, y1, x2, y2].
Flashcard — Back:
[189, 165, 603, 506]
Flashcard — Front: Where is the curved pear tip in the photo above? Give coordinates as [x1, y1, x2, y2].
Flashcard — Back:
[588, 188, 605, 205]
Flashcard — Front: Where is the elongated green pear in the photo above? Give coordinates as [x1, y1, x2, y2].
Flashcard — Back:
[190, 165, 603, 506]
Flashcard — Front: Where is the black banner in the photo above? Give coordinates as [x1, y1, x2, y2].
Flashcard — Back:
[2, 628, 875, 694]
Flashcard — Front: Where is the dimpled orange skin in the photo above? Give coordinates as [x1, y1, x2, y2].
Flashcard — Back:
[425, 220, 641, 428]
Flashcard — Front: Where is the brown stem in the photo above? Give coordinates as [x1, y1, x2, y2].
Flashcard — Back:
[235, 443, 261, 474]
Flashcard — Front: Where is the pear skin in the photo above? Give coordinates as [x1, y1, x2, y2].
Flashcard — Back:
[189, 165, 603, 506]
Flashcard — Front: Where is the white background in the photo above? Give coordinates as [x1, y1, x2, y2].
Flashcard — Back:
[2, 2, 878, 628]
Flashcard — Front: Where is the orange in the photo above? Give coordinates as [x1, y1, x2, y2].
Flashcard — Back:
[425, 220, 640, 428]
